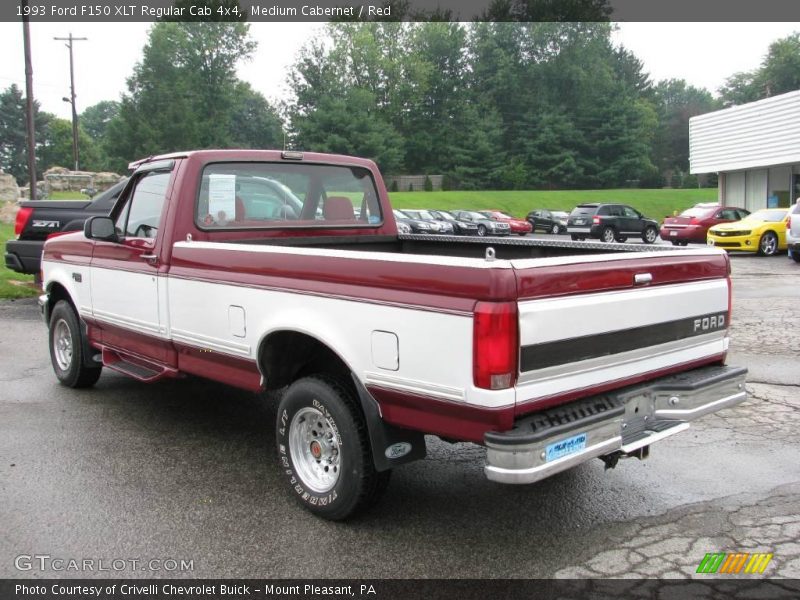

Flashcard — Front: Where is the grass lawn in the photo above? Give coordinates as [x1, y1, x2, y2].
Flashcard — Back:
[47, 191, 89, 200]
[389, 188, 718, 221]
[0, 223, 40, 300]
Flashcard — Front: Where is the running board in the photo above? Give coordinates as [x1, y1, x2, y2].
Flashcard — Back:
[101, 348, 179, 383]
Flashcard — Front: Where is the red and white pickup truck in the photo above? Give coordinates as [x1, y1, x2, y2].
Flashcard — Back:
[40, 150, 747, 520]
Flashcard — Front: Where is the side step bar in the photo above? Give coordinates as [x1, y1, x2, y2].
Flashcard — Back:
[101, 348, 179, 383]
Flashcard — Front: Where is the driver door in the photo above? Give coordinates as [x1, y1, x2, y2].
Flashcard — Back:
[89, 169, 171, 363]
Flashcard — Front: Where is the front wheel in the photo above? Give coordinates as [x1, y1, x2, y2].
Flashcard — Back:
[791, 249, 800, 263]
[276, 375, 390, 520]
[477, 225, 487, 237]
[551, 224, 562, 234]
[48, 300, 102, 388]
[758, 231, 779, 256]
[642, 226, 658, 244]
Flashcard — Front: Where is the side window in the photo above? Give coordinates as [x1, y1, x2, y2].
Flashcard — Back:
[736, 209, 750, 220]
[116, 171, 170, 238]
[719, 209, 738, 220]
[597, 206, 610, 216]
[622, 206, 639, 218]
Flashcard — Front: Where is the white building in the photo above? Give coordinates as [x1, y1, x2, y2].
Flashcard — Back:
[689, 89, 800, 211]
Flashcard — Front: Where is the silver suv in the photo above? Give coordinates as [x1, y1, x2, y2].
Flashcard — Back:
[788, 202, 800, 263]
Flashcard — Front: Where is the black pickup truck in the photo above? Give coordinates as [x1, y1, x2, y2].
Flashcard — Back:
[5, 179, 126, 276]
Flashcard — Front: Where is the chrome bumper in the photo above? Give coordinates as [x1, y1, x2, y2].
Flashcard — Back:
[38, 293, 49, 325]
[485, 365, 747, 484]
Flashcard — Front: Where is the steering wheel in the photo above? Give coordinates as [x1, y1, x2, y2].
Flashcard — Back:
[133, 223, 157, 238]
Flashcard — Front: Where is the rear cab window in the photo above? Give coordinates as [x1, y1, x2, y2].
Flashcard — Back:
[195, 162, 383, 230]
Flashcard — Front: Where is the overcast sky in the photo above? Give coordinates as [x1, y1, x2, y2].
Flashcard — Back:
[0, 22, 798, 120]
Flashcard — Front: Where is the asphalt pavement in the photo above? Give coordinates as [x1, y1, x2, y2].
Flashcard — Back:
[1, 251, 798, 579]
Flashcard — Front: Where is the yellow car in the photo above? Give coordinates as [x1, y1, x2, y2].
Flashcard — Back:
[707, 208, 789, 256]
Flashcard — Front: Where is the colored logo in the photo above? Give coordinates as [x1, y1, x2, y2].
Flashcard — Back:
[696, 552, 773, 574]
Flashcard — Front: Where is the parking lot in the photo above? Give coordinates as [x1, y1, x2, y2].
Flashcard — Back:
[1, 252, 798, 579]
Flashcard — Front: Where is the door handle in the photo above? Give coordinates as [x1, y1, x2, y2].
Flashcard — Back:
[140, 253, 158, 262]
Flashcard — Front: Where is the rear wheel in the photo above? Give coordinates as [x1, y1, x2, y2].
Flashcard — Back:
[642, 226, 658, 244]
[48, 300, 102, 388]
[615, 235, 628, 243]
[758, 231, 779, 256]
[551, 224, 562, 234]
[601, 226, 616, 243]
[791, 249, 800, 263]
[276, 375, 390, 521]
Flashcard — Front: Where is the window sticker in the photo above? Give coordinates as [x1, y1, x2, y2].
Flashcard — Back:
[208, 174, 237, 225]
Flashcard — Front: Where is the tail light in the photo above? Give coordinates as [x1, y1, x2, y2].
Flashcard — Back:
[14, 207, 33, 237]
[784, 213, 791, 230]
[473, 301, 518, 390]
[689, 217, 700, 225]
[592, 215, 601, 225]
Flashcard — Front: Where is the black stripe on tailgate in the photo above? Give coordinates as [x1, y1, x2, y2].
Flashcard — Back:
[520, 312, 727, 372]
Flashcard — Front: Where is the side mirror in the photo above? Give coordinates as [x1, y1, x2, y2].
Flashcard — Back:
[84, 216, 118, 242]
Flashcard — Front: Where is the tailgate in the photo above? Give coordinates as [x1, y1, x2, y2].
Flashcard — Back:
[511, 250, 731, 413]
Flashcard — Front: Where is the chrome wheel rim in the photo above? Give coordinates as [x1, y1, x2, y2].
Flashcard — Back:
[289, 407, 341, 493]
[53, 319, 73, 371]
[761, 234, 777, 255]
[602, 229, 615, 242]
[645, 228, 657, 243]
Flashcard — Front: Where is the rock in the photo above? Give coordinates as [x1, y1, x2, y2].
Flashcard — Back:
[0, 173, 20, 202]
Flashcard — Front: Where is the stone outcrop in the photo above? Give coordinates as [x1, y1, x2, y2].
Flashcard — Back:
[0, 172, 20, 202]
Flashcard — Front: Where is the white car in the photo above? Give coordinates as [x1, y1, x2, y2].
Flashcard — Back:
[787, 202, 800, 263]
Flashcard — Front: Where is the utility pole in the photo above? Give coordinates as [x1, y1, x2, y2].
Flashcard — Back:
[21, 0, 37, 199]
[53, 33, 87, 171]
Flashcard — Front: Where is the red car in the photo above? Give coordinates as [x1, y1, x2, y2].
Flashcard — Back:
[479, 210, 533, 236]
[660, 203, 750, 246]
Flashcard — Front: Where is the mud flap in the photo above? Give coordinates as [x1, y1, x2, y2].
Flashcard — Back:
[351, 374, 427, 472]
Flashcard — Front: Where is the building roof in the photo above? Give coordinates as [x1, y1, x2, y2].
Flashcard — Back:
[689, 89, 800, 174]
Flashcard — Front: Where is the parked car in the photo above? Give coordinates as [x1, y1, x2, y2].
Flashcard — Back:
[39, 148, 747, 521]
[660, 203, 749, 246]
[567, 203, 659, 244]
[401, 209, 455, 234]
[451, 210, 511, 236]
[5, 178, 128, 276]
[429, 210, 480, 235]
[526, 209, 569, 234]
[786, 202, 800, 263]
[707, 208, 789, 256]
[393, 209, 437, 234]
[479, 210, 532, 236]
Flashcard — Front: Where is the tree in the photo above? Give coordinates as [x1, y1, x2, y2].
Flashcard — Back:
[104, 11, 265, 170]
[719, 32, 800, 106]
[652, 79, 717, 177]
[38, 118, 101, 173]
[0, 84, 52, 185]
[80, 101, 119, 142]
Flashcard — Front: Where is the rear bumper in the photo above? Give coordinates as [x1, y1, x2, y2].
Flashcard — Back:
[660, 227, 704, 243]
[484, 364, 747, 484]
[5, 239, 43, 275]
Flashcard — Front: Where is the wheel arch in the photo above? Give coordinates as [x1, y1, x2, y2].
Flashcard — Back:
[257, 328, 426, 472]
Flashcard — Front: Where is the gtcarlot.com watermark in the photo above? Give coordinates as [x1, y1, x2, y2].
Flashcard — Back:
[15, 554, 194, 573]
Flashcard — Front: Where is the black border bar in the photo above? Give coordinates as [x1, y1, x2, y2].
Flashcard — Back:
[7, 0, 800, 22]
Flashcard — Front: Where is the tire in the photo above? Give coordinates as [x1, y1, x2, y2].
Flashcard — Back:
[615, 236, 628, 243]
[642, 226, 658, 244]
[601, 226, 616, 243]
[477, 225, 487, 237]
[276, 375, 391, 521]
[757, 231, 779, 256]
[791, 249, 800, 263]
[570, 234, 585, 241]
[518, 232, 527, 237]
[671, 240, 680, 246]
[48, 300, 102, 388]
[551, 224, 561, 234]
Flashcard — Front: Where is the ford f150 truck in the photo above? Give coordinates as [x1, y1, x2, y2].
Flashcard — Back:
[39, 150, 747, 520]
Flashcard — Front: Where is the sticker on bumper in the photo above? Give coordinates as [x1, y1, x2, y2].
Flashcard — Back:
[546, 433, 587, 462]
